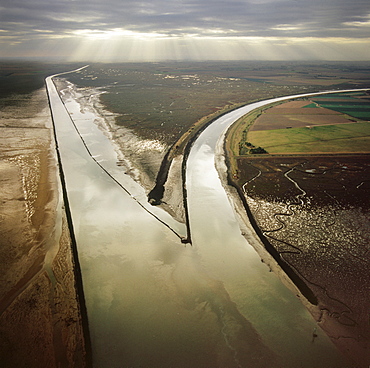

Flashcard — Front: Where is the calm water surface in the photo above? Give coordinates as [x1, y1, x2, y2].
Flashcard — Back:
[47, 74, 350, 367]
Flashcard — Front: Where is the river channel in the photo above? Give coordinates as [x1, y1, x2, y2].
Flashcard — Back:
[46, 71, 354, 367]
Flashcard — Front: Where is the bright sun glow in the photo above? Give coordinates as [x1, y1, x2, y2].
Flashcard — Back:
[3, 24, 370, 62]
[72, 28, 168, 40]
[2, 0, 370, 62]
[62, 31, 370, 63]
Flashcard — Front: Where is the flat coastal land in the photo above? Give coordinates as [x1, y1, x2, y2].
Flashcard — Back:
[2, 61, 370, 367]
[0, 64, 88, 367]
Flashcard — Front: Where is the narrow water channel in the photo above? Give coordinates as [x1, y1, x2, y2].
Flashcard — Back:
[46, 73, 354, 367]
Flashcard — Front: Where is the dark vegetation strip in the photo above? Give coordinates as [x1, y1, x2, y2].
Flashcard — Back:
[181, 151, 192, 245]
[45, 79, 93, 368]
[148, 131, 195, 244]
[51, 79, 186, 243]
[148, 147, 172, 205]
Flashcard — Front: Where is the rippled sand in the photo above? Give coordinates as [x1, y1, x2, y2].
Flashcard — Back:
[0, 88, 87, 367]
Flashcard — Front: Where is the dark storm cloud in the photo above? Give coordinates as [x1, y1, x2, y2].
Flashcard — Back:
[1, 0, 370, 41]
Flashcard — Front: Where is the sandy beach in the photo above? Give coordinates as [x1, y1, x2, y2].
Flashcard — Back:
[0, 87, 87, 367]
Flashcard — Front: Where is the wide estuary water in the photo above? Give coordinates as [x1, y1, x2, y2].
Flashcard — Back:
[46, 72, 353, 367]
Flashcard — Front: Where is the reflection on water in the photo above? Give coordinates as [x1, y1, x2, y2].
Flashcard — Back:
[47, 74, 349, 367]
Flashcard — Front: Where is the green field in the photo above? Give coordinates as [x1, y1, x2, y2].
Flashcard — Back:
[315, 105, 370, 120]
[247, 122, 370, 154]
[312, 93, 370, 120]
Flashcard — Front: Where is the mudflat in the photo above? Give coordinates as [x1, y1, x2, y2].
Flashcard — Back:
[235, 155, 370, 365]
[0, 88, 87, 367]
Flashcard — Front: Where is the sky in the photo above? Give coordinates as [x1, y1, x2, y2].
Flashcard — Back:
[1, 0, 370, 62]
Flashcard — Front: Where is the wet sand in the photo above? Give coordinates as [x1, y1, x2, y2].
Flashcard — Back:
[0, 88, 87, 367]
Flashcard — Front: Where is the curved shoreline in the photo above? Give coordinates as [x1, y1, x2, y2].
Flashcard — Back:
[151, 88, 369, 245]
[191, 88, 369, 302]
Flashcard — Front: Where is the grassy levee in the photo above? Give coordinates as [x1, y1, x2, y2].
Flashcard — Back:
[225, 101, 281, 186]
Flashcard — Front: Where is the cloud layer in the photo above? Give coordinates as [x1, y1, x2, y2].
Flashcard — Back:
[1, 0, 370, 60]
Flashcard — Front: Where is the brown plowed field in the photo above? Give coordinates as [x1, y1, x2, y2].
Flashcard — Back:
[264, 107, 340, 115]
[250, 112, 352, 131]
[273, 101, 313, 108]
[250, 100, 354, 132]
